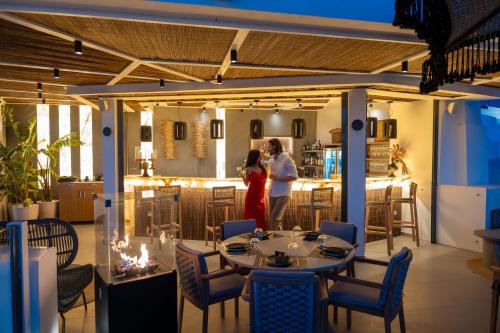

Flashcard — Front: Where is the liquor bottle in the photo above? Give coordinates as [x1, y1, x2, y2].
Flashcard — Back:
[318, 140, 322, 149]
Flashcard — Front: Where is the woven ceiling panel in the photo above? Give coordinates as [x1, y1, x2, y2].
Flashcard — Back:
[238, 31, 427, 71]
[15, 13, 237, 62]
[0, 19, 129, 73]
[0, 65, 110, 85]
[129, 64, 188, 81]
[3, 98, 76, 105]
[160, 64, 219, 81]
[0, 90, 67, 99]
[224, 67, 326, 79]
[0, 80, 66, 94]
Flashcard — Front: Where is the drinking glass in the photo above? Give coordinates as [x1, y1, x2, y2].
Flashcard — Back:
[249, 237, 260, 254]
[292, 225, 302, 240]
[318, 234, 329, 247]
[287, 242, 300, 257]
[254, 228, 264, 240]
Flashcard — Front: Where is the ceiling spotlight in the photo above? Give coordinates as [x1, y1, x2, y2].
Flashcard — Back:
[216, 74, 223, 85]
[401, 60, 409, 73]
[202, 106, 207, 113]
[38, 92, 42, 99]
[240, 109, 244, 113]
[53, 68, 60, 79]
[274, 104, 280, 114]
[160, 79, 165, 88]
[230, 49, 237, 64]
[74, 39, 83, 55]
[37, 82, 42, 92]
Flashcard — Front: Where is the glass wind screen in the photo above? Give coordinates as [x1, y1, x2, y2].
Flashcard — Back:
[79, 105, 93, 180]
[58, 105, 72, 176]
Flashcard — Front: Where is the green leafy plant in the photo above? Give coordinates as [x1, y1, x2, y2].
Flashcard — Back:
[0, 105, 38, 206]
[37, 132, 82, 202]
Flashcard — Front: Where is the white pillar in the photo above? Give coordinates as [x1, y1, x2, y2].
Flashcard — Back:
[343, 90, 367, 255]
[100, 99, 124, 194]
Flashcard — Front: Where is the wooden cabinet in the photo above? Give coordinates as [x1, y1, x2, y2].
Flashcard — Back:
[58, 182, 103, 222]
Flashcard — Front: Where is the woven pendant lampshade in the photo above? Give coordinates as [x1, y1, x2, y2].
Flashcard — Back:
[366, 117, 378, 138]
[210, 119, 224, 139]
[291, 118, 306, 138]
[174, 122, 187, 140]
[250, 119, 263, 139]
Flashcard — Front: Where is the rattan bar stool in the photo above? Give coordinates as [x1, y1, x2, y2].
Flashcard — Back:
[365, 185, 393, 256]
[299, 187, 334, 231]
[158, 184, 183, 241]
[133, 185, 159, 241]
[391, 182, 420, 246]
[205, 186, 236, 250]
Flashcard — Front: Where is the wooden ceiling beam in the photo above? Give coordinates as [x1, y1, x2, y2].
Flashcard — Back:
[0, 61, 117, 77]
[71, 95, 98, 110]
[217, 29, 250, 78]
[370, 49, 429, 74]
[107, 60, 141, 86]
[141, 62, 203, 82]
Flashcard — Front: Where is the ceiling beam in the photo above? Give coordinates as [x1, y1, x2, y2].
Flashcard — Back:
[71, 95, 98, 110]
[107, 60, 141, 86]
[141, 62, 203, 82]
[471, 74, 500, 86]
[143, 59, 221, 67]
[0, 88, 67, 96]
[217, 29, 250, 78]
[0, 77, 69, 87]
[370, 49, 429, 74]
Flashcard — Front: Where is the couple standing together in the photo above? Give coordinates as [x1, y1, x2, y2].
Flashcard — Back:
[242, 138, 298, 231]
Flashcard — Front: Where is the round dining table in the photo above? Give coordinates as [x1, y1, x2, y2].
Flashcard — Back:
[220, 230, 355, 272]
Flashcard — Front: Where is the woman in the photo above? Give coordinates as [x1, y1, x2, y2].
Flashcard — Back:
[242, 149, 268, 230]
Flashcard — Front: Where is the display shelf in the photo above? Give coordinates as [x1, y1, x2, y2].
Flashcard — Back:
[302, 150, 324, 153]
[302, 165, 323, 168]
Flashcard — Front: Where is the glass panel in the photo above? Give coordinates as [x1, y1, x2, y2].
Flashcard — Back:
[58, 105, 71, 176]
[79, 105, 93, 180]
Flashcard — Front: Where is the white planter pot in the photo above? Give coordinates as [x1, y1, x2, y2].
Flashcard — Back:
[11, 203, 39, 221]
[38, 200, 59, 219]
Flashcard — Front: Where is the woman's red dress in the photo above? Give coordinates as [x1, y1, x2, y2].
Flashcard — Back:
[244, 170, 267, 230]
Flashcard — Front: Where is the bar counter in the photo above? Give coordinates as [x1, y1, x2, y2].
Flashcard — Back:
[124, 175, 409, 240]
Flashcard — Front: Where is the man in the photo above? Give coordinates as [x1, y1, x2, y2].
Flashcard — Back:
[267, 138, 298, 230]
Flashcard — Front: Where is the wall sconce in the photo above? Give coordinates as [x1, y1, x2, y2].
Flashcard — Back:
[250, 119, 263, 139]
[210, 119, 224, 139]
[174, 122, 187, 140]
[366, 117, 378, 138]
[291, 118, 306, 138]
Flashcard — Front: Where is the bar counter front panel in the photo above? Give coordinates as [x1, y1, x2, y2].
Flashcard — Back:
[124, 176, 408, 241]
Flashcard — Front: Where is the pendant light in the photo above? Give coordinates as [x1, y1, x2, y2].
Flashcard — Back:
[37, 82, 42, 92]
[210, 101, 224, 139]
[291, 99, 306, 139]
[74, 39, 83, 55]
[249, 100, 263, 139]
[230, 49, 237, 63]
[174, 102, 187, 140]
[159, 79, 165, 88]
[384, 101, 397, 139]
[53, 68, 60, 79]
[366, 99, 377, 138]
[401, 60, 409, 73]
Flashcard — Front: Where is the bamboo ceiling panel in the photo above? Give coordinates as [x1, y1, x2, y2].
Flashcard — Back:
[0, 65, 110, 85]
[0, 90, 67, 100]
[128, 65, 187, 81]
[160, 64, 219, 81]
[3, 98, 76, 105]
[238, 31, 427, 71]
[388, 56, 428, 74]
[369, 85, 464, 98]
[224, 67, 327, 79]
[0, 80, 67, 94]
[15, 13, 237, 62]
[0, 19, 129, 73]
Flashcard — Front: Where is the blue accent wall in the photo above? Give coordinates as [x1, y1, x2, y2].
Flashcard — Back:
[150, 0, 395, 23]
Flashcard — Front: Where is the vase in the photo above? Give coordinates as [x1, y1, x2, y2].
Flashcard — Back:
[11, 203, 39, 220]
[38, 200, 59, 219]
[388, 163, 398, 178]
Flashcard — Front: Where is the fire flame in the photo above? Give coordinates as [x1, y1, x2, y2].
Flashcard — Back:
[119, 243, 149, 269]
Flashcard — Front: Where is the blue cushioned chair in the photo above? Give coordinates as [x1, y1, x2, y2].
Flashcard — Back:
[328, 247, 413, 333]
[176, 243, 246, 333]
[249, 270, 328, 333]
[220, 219, 257, 241]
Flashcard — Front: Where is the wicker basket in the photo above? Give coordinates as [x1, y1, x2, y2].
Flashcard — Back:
[329, 128, 342, 144]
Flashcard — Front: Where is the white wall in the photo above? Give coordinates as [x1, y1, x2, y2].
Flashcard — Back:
[316, 98, 341, 144]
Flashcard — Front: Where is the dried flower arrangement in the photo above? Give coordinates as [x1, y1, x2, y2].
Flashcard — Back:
[388, 144, 411, 177]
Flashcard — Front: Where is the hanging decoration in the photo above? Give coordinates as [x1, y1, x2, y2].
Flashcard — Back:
[140, 125, 152, 142]
[210, 119, 224, 139]
[384, 101, 397, 139]
[159, 120, 176, 159]
[393, 0, 500, 94]
[192, 121, 208, 158]
[250, 101, 263, 139]
[174, 102, 187, 140]
[291, 99, 306, 139]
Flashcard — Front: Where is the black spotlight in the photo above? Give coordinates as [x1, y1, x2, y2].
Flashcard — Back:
[37, 82, 42, 92]
[216, 74, 223, 85]
[230, 49, 237, 64]
[160, 79, 165, 88]
[53, 68, 60, 79]
[74, 40, 83, 55]
[401, 60, 409, 73]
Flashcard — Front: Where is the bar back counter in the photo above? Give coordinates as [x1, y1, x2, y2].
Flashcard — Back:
[124, 176, 408, 241]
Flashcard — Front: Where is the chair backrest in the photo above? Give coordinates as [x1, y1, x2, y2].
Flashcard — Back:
[379, 247, 413, 317]
[175, 242, 210, 307]
[158, 185, 181, 197]
[319, 220, 357, 245]
[491, 209, 500, 229]
[250, 270, 320, 333]
[133, 185, 159, 192]
[212, 186, 236, 202]
[409, 182, 418, 201]
[384, 185, 393, 206]
[220, 219, 257, 241]
[311, 187, 333, 204]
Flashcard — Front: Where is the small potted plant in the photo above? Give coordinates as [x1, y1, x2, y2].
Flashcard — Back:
[388, 144, 411, 177]
[37, 132, 82, 218]
[0, 105, 40, 220]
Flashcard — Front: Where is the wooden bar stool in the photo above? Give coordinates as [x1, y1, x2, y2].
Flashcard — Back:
[133, 185, 159, 240]
[299, 187, 334, 231]
[365, 185, 393, 256]
[158, 185, 183, 241]
[205, 186, 236, 250]
[391, 182, 420, 246]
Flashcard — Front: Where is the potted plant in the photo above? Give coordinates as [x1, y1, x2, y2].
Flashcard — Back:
[37, 132, 82, 218]
[388, 144, 411, 177]
[0, 105, 40, 220]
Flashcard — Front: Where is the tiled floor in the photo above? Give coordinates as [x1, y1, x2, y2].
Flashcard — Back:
[64, 225, 493, 333]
